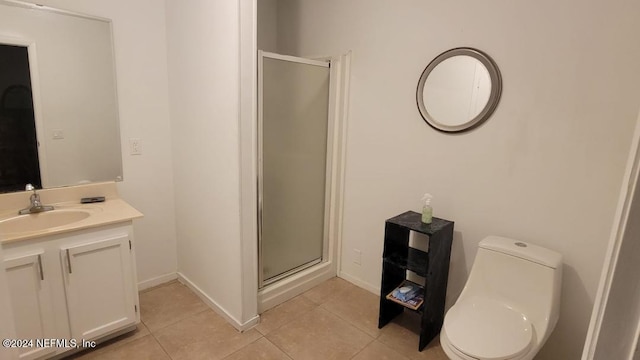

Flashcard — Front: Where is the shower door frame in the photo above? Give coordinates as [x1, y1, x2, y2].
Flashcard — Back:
[257, 51, 336, 289]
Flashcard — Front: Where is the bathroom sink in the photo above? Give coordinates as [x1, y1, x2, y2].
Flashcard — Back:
[0, 209, 92, 234]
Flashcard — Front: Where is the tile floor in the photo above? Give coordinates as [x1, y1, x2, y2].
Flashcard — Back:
[67, 277, 448, 360]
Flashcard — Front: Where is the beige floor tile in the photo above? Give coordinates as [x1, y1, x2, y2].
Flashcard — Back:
[377, 313, 447, 360]
[266, 307, 374, 360]
[139, 281, 208, 332]
[351, 340, 410, 360]
[139, 279, 178, 293]
[321, 285, 382, 338]
[64, 278, 445, 360]
[72, 335, 170, 360]
[154, 310, 262, 360]
[301, 277, 354, 305]
[410, 340, 448, 360]
[256, 295, 318, 335]
[67, 323, 150, 359]
[222, 337, 291, 360]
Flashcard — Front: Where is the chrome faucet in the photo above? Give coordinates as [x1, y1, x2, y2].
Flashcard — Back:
[19, 184, 54, 215]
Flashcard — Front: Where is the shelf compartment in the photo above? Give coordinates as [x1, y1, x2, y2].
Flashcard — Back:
[385, 280, 425, 311]
[383, 247, 429, 277]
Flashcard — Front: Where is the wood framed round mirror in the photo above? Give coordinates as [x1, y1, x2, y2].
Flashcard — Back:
[416, 47, 502, 133]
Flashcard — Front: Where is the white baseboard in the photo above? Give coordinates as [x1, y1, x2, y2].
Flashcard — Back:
[177, 272, 259, 332]
[137, 272, 178, 291]
[338, 270, 380, 296]
[258, 261, 336, 313]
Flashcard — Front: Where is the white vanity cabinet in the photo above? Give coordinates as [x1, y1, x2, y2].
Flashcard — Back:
[3, 251, 56, 360]
[62, 233, 137, 341]
[2, 222, 139, 359]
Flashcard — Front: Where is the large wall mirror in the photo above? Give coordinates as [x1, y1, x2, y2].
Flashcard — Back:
[0, 0, 122, 193]
[416, 47, 502, 133]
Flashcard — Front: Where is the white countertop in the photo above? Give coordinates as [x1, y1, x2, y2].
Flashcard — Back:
[0, 182, 143, 244]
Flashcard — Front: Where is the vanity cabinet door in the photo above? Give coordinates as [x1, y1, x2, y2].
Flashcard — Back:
[60, 234, 136, 341]
[3, 251, 57, 360]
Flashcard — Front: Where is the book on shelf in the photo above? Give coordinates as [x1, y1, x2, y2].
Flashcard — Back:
[385, 280, 424, 310]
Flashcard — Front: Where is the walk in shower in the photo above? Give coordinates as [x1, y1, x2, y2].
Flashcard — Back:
[258, 51, 332, 289]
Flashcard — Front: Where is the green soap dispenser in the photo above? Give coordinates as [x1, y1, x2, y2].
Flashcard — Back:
[421, 193, 433, 224]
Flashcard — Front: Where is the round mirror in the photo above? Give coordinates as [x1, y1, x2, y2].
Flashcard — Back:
[417, 47, 502, 133]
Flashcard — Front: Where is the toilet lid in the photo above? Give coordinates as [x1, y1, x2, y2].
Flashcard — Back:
[444, 297, 533, 360]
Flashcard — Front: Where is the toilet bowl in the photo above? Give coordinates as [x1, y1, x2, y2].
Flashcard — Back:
[440, 236, 562, 360]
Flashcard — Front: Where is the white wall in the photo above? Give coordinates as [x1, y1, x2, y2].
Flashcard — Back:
[594, 158, 640, 358]
[589, 113, 640, 358]
[275, 0, 640, 358]
[166, 0, 250, 326]
[30, 0, 178, 288]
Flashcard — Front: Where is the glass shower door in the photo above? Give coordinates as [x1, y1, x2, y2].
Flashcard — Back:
[259, 51, 331, 286]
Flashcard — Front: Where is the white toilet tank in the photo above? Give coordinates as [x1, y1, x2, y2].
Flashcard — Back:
[463, 236, 563, 343]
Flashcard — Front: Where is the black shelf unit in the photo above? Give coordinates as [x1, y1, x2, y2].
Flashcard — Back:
[377, 211, 454, 351]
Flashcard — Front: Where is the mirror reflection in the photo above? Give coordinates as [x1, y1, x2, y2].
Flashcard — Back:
[0, 44, 40, 192]
[0, 1, 123, 193]
[422, 55, 492, 127]
[417, 47, 501, 133]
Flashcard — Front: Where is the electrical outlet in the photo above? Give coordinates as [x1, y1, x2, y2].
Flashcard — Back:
[353, 249, 362, 265]
[129, 138, 142, 155]
[52, 129, 64, 140]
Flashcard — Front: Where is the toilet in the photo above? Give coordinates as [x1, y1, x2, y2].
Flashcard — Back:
[440, 236, 562, 360]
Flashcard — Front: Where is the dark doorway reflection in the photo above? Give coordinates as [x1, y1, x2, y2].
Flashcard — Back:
[0, 44, 41, 193]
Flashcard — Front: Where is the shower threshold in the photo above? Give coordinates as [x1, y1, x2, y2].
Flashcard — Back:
[262, 258, 322, 288]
